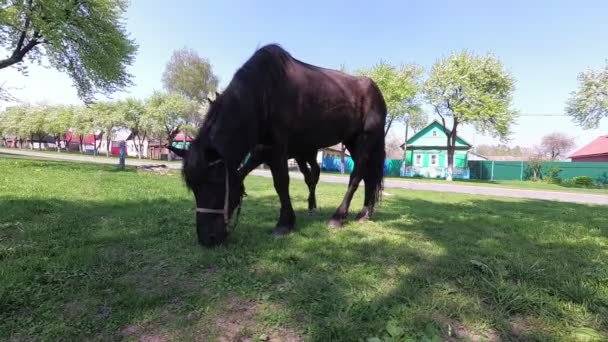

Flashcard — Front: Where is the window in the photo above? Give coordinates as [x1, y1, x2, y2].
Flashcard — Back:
[430, 154, 438, 166]
[414, 154, 422, 166]
[432, 130, 437, 137]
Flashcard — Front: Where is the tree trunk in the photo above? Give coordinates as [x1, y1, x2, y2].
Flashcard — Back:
[167, 136, 173, 161]
[79, 136, 84, 153]
[384, 116, 394, 138]
[446, 119, 459, 182]
[402, 122, 409, 173]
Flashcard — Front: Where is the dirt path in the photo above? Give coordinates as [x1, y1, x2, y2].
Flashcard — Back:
[3, 148, 607, 206]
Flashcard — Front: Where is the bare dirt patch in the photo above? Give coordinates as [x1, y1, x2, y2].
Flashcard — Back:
[433, 314, 501, 342]
[136, 165, 174, 175]
[198, 296, 302, 342]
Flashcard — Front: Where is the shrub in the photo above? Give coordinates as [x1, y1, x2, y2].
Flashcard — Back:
[544, 166, 562, 184]
[572, 176, 594, 187]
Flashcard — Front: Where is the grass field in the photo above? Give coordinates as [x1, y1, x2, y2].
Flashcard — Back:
[1, 156, 607, 341]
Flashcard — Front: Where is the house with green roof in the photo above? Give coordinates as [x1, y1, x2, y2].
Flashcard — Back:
[400, 120, 473, 179]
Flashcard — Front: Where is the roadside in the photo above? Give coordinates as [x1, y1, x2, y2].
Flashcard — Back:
[248, 170, 608, 206]
[2, 148, 607, 205]
[0, 147, 182, 169]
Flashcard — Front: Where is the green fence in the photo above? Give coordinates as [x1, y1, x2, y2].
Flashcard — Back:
[469, 160, 608, 184]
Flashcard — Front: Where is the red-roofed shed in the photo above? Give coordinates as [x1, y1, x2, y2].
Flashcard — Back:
[569, 136, 608, 162]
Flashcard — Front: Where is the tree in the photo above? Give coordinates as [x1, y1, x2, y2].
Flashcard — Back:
[162, 48, 218, 127]
[19, 104, 47, 150]
[0, 104, 28, 147]
[71, 105, 94, 153]
[145, 91, 197, 160]
[385, 134, 404, 159]
[118, 98, 148, 158]
[540, 132, 575, 161]
[91, 101, 123, 156]
[0, 0, 137, 101]
[46, 105, 74, 152]
[423, 51, 517, 181]
[565, 61, 608, 129]
[357, 61, 424, 137]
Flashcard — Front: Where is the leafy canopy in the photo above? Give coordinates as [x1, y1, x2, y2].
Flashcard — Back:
[0, 0, 138, 101]
[566, 61, 608, 129]
[357, 62, 425, 135]
[145, 91, 198, 139]
[162, 47, 218, 104]
[423, 50, 517, 140]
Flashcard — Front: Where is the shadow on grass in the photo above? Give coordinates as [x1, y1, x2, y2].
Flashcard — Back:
[1, 191, 607, 341]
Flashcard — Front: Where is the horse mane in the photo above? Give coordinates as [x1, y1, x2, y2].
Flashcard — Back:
[184, 44, 295, 188]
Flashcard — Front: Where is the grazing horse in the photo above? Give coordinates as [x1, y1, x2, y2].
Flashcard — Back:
[237, 146, 320, 212]
[171, 44, 386, 247]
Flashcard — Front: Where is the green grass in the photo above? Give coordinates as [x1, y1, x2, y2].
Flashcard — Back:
[1, 156, 607, 341]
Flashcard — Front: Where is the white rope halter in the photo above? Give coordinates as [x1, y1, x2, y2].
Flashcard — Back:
[195, 160, 231, 224]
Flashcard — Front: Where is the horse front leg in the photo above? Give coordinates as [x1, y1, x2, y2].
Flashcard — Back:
[307, 155, 320, 212]
[268, 151, 295, 237]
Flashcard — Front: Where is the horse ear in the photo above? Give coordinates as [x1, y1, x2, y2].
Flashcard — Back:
[215, 91, 220, 98]
[166, 144, 188, 158]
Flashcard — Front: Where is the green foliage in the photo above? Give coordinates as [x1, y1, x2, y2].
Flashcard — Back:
[526, 156, 544, 181]
[0, 0, 138, 101]
[358, 61, 425, 135]
[423, 51, 517, 140]
[162, 47, 219, 106]
[572, 176, 595, 187]
[544, 166, 562, 184]
[424, 50, 516, 180]
[566, 61, 608, 129]
[145, 91, 198, 140]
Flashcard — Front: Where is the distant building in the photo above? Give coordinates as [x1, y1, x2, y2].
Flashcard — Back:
[400, 120, 472, 178]
[467, 151, 488, 161]
[569, 136, 608, 162]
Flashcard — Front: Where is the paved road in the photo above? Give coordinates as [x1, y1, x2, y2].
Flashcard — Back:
[0, 148, 182, 169]
[3, 148, 607, 206]
[250, 170, 608, 205]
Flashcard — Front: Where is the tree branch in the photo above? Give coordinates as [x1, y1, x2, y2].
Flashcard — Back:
[384, 116, 394, 137]
[14, 16, 31, 54]
[0, 31, 42, 70]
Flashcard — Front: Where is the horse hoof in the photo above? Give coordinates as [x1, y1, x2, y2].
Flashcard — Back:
[272, 226, 291, 237]
[355, 213, 370, 222]
[328, 219, 344, 229]
[308, 208, 318, 215]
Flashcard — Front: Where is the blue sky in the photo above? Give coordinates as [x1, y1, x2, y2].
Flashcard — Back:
[2, 0, 608, 150]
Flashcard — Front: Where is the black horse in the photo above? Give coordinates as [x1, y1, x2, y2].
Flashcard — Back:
[171, 44, 387, 247]
[237, 145, 320, 212]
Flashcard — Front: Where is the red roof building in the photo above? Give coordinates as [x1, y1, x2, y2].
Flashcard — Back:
[64, 132, 100, 145]
[569, 136, 608, 162]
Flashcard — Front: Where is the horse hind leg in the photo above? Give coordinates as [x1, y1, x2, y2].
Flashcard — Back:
[328, 140, 362, 228]
[355, 134, 385, 221]
[295, 157, 315, 213]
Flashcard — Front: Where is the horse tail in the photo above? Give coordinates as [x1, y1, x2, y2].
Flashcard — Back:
[366, 82, 387, 208]
[366, 130, 385, 208]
